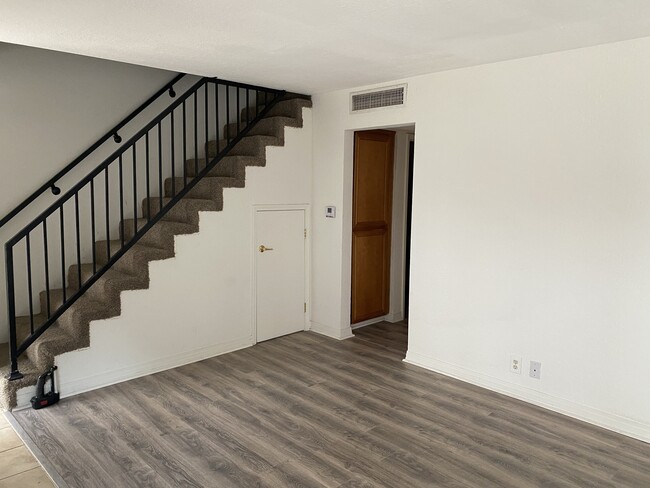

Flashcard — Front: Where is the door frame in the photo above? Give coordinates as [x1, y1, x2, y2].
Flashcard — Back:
[251, 204, 311, 344]
[342, 124, 416, 333]
[404, 134, 415, 320]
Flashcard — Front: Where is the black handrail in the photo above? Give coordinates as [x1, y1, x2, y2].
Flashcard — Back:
[5, 75, 285, 380]
[0, 73, 186, 231]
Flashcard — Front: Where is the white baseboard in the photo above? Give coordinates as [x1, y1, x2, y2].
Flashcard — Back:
[14, 336, 254, 409]
[309, 321, 354, 340]
[351, 312, 404, 330]
[404, 350, 650, 444]
[384, 312, 404, 323]
[351, 317, 385, 330]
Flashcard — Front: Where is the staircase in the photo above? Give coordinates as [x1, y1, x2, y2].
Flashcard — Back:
[0, 76, 310, 410]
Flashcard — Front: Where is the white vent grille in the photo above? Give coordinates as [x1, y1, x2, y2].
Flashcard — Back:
[351, 84, 406, 112]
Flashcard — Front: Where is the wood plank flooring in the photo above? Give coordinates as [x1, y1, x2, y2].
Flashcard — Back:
[13, 322, 650, 487]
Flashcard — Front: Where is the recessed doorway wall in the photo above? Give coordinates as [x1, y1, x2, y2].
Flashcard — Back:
[348, 125, 415, 333]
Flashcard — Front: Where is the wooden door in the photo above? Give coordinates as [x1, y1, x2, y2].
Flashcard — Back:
[351, 130, 395, 324]
[255, 209, 306, 342]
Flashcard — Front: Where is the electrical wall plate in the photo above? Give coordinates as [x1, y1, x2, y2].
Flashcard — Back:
[530, 361, 542, 379]
[510, 355, 522, 374]
[325, 206, 336, 218]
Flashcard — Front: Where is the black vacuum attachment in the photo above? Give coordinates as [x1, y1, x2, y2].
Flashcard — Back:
[31, 366, 60, 410]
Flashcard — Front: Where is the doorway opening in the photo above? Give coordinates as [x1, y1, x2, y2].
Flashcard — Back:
[350, 125, 415, 342]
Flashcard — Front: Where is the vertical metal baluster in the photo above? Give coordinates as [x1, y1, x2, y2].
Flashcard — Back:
[246, 89, 250, 127]
[171, 111, 175, 198]
[133, 144, 138, 228]
[91, 179, 96, 274]
[25, 233, 34, 334]
[226, 86, 231, 146]
[105, 167, 110, 262]
[215, 83, 219, 151]
[74, 193, 82, 290]
[255, 90, 260, 117]
[236, 87, 240, 137]
[204, 83, 209, 162]
[158, 123, 163, 210]
[43, 220, 51, 318]
[6, 245, 20, 379]
[194, 92, 198, 177]
[145, 133, 151, 220]
[182, 101, 187, 186]
[119, 154, 125, 247]
[59, 207, 66, 303]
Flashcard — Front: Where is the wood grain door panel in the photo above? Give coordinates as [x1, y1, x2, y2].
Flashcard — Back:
[353, 138, 393, 225]
[352, 229, 389, 322]
[351, 130, 394, 324]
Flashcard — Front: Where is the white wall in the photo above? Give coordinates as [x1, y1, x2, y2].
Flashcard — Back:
[0, 43, 183, 343]
[16, 108, 312, 405]
[310, 37, 650, 442]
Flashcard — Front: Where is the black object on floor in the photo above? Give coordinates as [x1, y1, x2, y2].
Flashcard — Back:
[31, 366, 59, 410]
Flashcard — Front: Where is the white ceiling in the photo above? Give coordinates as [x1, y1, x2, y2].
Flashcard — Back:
[3, 0, 650, 94]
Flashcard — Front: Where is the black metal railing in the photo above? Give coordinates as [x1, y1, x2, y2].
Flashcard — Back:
[4, 76, 285, 379]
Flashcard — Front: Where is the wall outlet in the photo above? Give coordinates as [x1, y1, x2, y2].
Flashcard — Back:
[529, 361, 542, 379]
[510, 355, 522, 374]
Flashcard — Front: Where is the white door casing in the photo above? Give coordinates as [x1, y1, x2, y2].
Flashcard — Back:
[254, 208, 306, 342]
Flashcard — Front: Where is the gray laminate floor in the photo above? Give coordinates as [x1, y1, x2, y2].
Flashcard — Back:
[12, 322, 650, 487]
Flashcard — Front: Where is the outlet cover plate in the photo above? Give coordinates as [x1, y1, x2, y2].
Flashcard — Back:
[529, 361, 542, 379]
[510, 355, 522, 374]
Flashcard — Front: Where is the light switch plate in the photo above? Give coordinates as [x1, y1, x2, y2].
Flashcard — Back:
[325, 206, 336, 218]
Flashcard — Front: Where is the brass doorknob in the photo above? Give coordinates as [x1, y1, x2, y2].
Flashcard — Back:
[259, 245, 274, 253]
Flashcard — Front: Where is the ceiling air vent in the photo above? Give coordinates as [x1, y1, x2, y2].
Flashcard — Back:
[350, 84, 407, 113]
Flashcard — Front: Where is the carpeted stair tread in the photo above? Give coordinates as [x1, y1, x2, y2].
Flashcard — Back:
[239, 105, 267, 123]
[141, 196, 223, 226]
[95, 240, 174, 268]
[31, 291, 117, 344]
[185, 155, 266, 179]
[0, 351, 39, 411]
[14, 315, 78, 370]
[39, 287, 103, 315]
[240, 97, 312, 122]
[67, 263, 138, 288]
[122, 219, 198, 249]
[207, 134, 282, 159]
[120, 218, 199, 243]
[1, 93, 312, 410]
[66, 265, 149, 303]
[223, 115, 302, 137]
[0, 314, 87, 376]
[14, 314, 47, 344]
[163, 176, 244, 200]
[224, 115, 302, 139]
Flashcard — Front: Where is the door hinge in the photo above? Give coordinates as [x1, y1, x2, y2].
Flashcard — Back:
[304, 302, 307, 313]
[304, 228, 307, 239]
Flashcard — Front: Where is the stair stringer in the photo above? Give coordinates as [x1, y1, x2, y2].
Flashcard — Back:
[14, 106, 312, 407]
